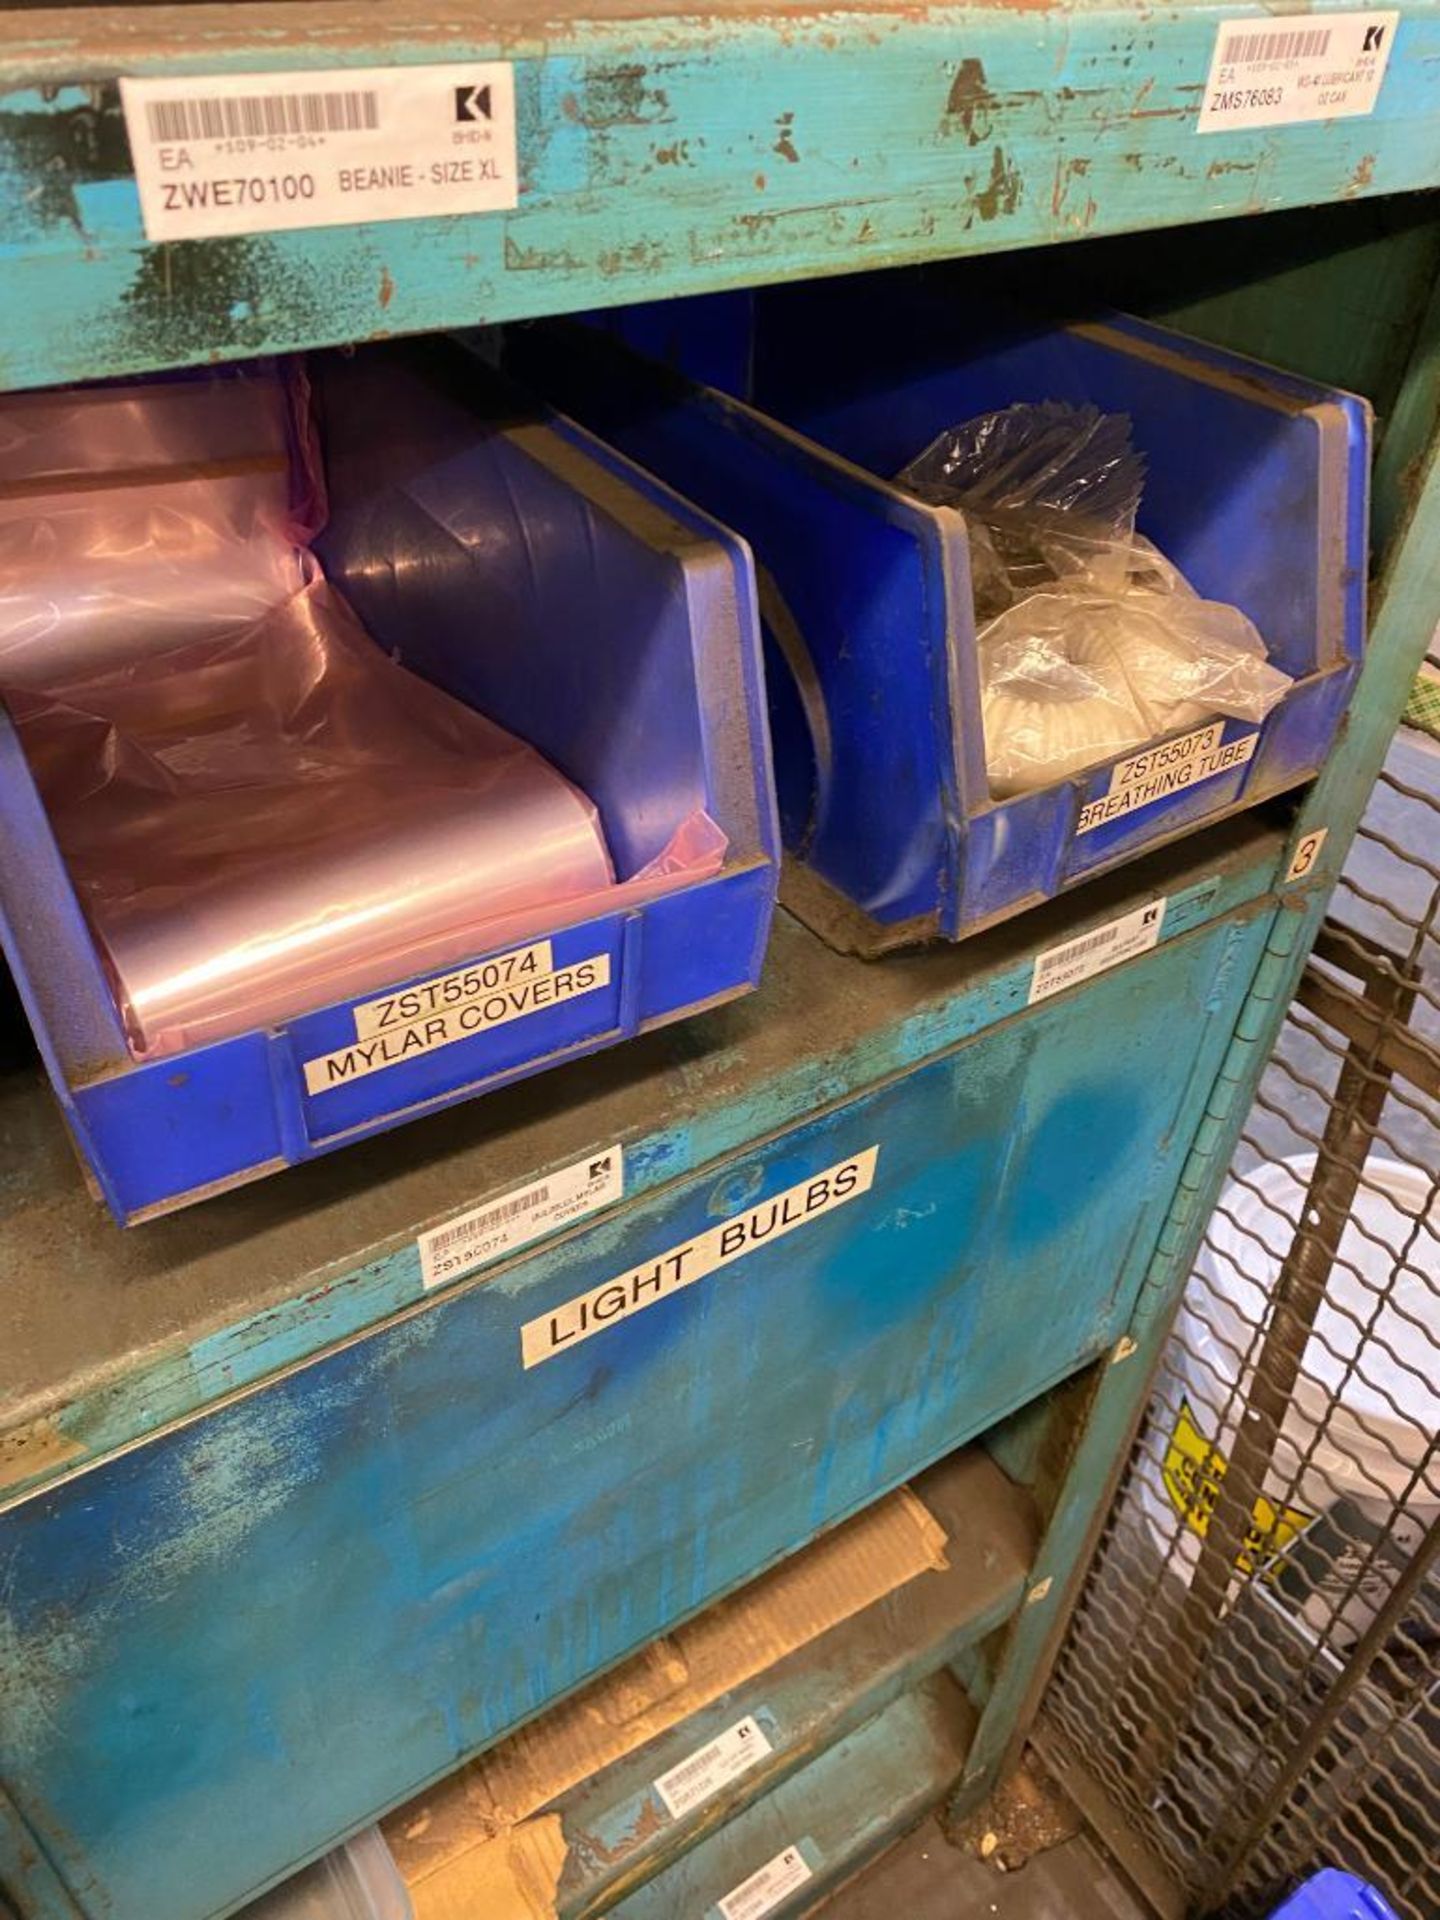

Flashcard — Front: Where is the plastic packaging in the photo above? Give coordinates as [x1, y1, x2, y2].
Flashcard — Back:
[9, 580, 617, 1055]
[900, 402, 1293, 796]
[0, 373, 308, 686]
[0, 371, 724, 1057]
[236, 1828, 412, 1920]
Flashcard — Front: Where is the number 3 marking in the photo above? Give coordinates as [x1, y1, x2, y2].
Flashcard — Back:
[1284, 828, 1329, 883]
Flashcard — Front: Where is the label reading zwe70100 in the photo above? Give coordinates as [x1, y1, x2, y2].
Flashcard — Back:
[418, 1147, 624, 1291]
[717, 1845, 814, 1920]
[1198, 12, 1397, 132]
[1076, 722, 1258, 835]
[654, 1716, 773, 1818]
[303, 951, 610, 1094]
[1028, 900, 1166, 1005]
[520, 1147, 880, 1368]
[120, 63, 518, 242]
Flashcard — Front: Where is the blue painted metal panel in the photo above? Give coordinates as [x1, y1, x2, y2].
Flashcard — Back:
[2, 7, 1440, 389]
[0, 906, 1270, 1920]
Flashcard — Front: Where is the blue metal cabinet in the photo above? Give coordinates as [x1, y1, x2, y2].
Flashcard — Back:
[0, 888, 1273, 1920]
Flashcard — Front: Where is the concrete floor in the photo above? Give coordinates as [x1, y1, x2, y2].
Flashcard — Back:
[822, 1819, 1148, 1919]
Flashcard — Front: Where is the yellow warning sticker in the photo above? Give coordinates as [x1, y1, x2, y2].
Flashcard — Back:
[1161, 1397, 1314, 1576]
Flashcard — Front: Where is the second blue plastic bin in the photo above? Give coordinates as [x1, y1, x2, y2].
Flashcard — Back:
[510, 278, 1369, 949]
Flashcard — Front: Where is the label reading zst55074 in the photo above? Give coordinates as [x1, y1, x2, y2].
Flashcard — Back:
[121, 63, 518, 242]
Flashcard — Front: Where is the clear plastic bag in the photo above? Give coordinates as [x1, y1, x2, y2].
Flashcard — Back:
[899, 402, 1293, 796]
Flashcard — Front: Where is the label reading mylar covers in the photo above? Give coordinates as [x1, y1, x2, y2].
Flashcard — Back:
[120, 63, 518, 241]
[303, 950, 610, 1094]
[1198, 12, 1398, 132]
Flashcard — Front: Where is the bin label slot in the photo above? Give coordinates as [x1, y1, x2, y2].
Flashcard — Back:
[303, 950, 610, 1093]
[654, 1714, 774, 1819]
[1076, 724, 1258, 835]
[521, 1147, 880, 1369]
[120, 62, 518, 242]
[1029, 900, 1166, 1005]
[1197, 12, 1397, 133]
[418, 1145, 624, 1292]
[718, 1844, 815, 1920]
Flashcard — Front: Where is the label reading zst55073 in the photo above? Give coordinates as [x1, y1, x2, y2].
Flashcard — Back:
[121, 63, 518, 242]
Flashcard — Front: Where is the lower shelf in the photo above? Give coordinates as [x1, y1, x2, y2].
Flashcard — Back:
[384, 1446, 1033, 1920]
[615, 1674, 977, 1920]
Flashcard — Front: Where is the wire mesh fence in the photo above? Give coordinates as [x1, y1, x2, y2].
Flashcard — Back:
[1038, 658, 1440, 1919]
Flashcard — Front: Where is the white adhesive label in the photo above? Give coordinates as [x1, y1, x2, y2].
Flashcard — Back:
[353, 942, 553, 1039]
[654, 1716, 773, 1818]
[521, 1147, 879, 1368]
[303, 952, 610, 1094]
[1076, 723, 1258, 835]
[1029, 900, 1165, 1005]
[418, 1146, 623, 1291]
[1198, 13, 1397, 132]
[1284, 828, 1329, 883]
[120, 63, 518, 241]
[717, 1846, 814, 1920]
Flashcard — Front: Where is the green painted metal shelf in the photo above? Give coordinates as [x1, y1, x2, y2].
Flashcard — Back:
[2, 0, 1440, 389]
[613, 1673, 978, 1917]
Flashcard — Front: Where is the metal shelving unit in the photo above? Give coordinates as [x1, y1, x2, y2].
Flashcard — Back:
[1, 6, 1438, 1917]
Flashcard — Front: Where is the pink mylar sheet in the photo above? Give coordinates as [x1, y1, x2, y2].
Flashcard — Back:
[1, 370, 724, 1057]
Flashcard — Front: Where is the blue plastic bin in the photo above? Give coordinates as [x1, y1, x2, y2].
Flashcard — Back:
[510, 278, 1368, 949]
[0, 345, 778, 1221]
[1271, 1870, 1401, 1918]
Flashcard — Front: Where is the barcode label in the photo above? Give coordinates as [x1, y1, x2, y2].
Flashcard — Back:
[717, 1845, 814, 1920]
[417, 1147, 622, 1291]
[1029, 900, 1166, 1005]
[120, 62, 518, 241]
[143, 89, 380, 144]
[427, 1185, 550, 1259]
[1220, 27, 1330, 63]
[1198, 12, 1397, 132]
[1049, 924, 1117, 966]
[654, 1716, 772, 1818]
